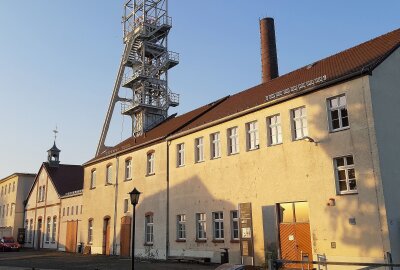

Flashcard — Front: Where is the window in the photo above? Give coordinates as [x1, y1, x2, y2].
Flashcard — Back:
[8, 183, 11, 193]
[52, 217, 57, 242]
[227, 127, 239, 155]
[6, 204, 9, 216]
[71, 206, 74, 215]
[106, 164, 113, 185]
[88, 219, 93, 244]
[124, 199, 129, 213]
[67, 207, 70, 216]
[76, 206, 78, 215]
[46, 217, 51, 242]
[328, 95, 349, 131]
[80, 205, 83, 215]
[38, 186, 42, 202]
[334, 155, 357, 194]
[177, 214, 186, 240]
[12, 182, 15, 192]
[196, 213, 207, 240]
[195, 137, 204, 163]
[210, 132, 221, 159]
[25, 220, 29, 243]
[213, 212, 224, 241]
[29, 219, 33, 243]
[268, 114, 282, 145]
[125, 159, 132, 180]
[292, 107, 308, 140]
[10, 204, 13, 216]
[38, 186, 45, 202]
[145, 214, 154, 244]
[63, 208, 65, 216]
[231, 211, 239, 241]
[177, 143, 185, 167]
[246, 121, 259, 150]
[147, 152, 155, 175]
[90, 170, 96, 189]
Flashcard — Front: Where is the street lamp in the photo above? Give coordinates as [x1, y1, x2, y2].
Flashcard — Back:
[128, 188, 141, 270]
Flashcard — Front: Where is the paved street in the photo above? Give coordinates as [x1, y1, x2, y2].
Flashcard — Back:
[0, 250, 217, 270]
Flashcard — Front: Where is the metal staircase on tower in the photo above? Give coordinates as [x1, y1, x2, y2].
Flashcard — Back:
[96, 0, 179, 156]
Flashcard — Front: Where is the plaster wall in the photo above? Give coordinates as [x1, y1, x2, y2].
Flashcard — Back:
[168, 76, 388, 265]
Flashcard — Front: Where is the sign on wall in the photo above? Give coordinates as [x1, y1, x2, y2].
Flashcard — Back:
[239, 202, 254, 259]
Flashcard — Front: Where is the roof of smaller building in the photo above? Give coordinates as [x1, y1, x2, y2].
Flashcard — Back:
[0, 173, 36, 184]
[43, 163, 83, 196]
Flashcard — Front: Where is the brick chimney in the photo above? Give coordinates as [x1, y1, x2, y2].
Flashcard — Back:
[260, 17, 279, 83]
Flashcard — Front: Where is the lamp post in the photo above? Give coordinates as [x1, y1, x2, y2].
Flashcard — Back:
[129, 188, 141, 270]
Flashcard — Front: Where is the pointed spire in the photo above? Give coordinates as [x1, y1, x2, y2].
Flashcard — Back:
[47, 127, 61, 167]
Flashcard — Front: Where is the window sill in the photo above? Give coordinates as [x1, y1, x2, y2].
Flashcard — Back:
[230, 239, 240, 243]
[337, 191, 358, 195]
[210, 156, 221, 160]
[247, 146, 259, 151]
[195, 160, 205, 164]
[195, 239, 207, 243]
[228, 152, 239, 156]
[146, 173, 155, 177]
[124, 178, 132, 182]
[330, 126, 350, 133]
[144, 243, 153, 246]
[89, 187, 96, 190]
[177, 164, 185, 168]
[176, 239, 186, 243]
[268, 142, 283, 147]
[212, 239, 224, 243]
[105, 183, 113, 186]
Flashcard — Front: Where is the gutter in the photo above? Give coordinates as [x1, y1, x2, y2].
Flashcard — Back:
[112, 154, 120, 255]
[166, 141, 171, 258]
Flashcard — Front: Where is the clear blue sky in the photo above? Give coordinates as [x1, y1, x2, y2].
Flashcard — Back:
[0, 1, 399, 178]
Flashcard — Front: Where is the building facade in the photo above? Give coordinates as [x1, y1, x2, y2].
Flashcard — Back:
[79, 26, 400, 266]
[0, 173, 35, 240]
[24, 143, 83, 251]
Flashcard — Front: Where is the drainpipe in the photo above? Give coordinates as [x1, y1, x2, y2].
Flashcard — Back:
[112, 155, 119, 255]
[166, 140, 171, 258]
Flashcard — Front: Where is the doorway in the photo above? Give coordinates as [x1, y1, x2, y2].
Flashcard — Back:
[103, 217, 111, 255]
[120, 216, 131, 257]
[36, 218, 42, 250]
[278, 202, 312, 268]
[66, 220, 78, 252]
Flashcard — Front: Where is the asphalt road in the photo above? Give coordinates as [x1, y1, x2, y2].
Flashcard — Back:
[0, 250, 217, 270]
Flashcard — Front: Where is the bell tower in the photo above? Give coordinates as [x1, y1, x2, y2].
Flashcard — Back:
[47, 128, 60, 167]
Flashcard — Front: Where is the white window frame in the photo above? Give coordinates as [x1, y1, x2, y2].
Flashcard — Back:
[90, 170, 96, 189]
[194, 137, 204, 163]
[268, 114, 282, 145]
[292, 107, 308, 140]
[227, 127, 239, 155]
[327, 94, 350, 132]
[147, 152, 155, 175]
[46, 217, 51, 242]
[123, 198, 129, 213]
[88, 219, 93, 245]
[213, 212, 224, 241]
[246, 121, 259, 150]
[177, 214, 186, 240]
[51, 216, 57, 243]
[177, 143, 185, 167]
[231, 211, 239, 241]
[210, 132, 221, 159]
[106, 165, 113, 185]
[145, 214, 154, 244]
[196, 213, 207, 240]
[334, 155, 357, 194]
[125, 159, 132, 180]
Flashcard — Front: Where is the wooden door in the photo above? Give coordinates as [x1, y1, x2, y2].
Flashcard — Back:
[120, 216, 131, 257]
[278, 202, 312, 268]
[36, 219, 42, 250]
[103, 218, 111, 255]
[65, 220, 78, 253]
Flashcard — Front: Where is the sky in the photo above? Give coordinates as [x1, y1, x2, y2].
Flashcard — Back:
[0, 0, 399, 179]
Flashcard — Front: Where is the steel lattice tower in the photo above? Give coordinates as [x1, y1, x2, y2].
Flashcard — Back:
[96, 0, 179, 156]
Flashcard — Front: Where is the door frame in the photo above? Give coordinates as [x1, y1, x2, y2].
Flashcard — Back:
[103, 216, 111, 255]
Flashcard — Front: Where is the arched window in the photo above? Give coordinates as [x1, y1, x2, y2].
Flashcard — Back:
[24, 219, 29, 243]
[106, 164, 113, 184]
[146, 151, 155, 175]
[90, 169, 96, 189]
[52, 216, 57, 243]
[29, 219, 33, 243]
[88, 218, 94, 245]
[125, 158, 132, 180]
[46, 217, 51, 242]
[145, 213, 154, 245]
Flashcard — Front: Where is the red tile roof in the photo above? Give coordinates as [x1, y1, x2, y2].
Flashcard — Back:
[88, 27, 400, 164]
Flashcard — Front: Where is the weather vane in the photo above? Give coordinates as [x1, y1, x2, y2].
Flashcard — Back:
[53, 126, 58, 142]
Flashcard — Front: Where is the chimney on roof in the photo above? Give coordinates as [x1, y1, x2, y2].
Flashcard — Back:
[260, 17, 279, 83]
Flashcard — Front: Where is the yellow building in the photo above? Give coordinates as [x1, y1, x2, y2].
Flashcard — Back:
[24, 142, 83, 251]
[0, 173, 35, 240]
[80, 25, 400, 266]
